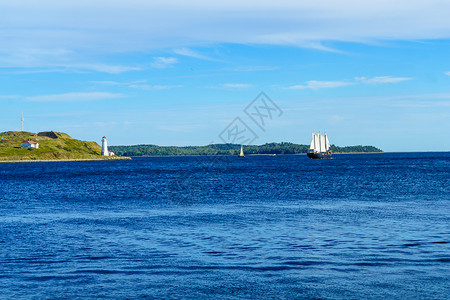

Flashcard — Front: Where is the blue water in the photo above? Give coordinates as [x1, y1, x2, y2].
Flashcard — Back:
[0, 153, 449, 299]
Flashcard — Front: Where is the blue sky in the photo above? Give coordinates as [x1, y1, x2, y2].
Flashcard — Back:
[1, 1, 450, 151]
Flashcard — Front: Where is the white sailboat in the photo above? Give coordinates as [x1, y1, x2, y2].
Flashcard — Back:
[307, 130, 332, 159]
[238, 145, 245, 157]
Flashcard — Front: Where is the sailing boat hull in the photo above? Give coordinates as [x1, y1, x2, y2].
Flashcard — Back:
[307, 152, 332, 159]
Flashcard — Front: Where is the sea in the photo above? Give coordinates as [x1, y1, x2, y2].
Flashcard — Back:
[0, 153, 449, 299]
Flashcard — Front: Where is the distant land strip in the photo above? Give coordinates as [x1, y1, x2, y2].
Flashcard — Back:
[109, 143, 383, 156]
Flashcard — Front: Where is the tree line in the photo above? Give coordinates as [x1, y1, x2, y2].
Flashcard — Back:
[109, 142, 383, 156]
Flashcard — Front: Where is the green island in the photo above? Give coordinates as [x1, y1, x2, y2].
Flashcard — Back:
[0, 131, 130, 162]
[109, 142, 383, 156]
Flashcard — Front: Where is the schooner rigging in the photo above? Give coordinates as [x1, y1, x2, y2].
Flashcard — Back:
[307, 130, 332, 159]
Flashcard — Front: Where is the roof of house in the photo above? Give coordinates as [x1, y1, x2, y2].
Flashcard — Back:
[22, 140, 38, 144]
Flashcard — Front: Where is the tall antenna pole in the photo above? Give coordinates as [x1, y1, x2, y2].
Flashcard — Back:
[21, 112, 24, 131]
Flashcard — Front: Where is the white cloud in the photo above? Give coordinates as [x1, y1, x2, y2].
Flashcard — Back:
[0, 95, 19, 99]
[151, 57, 178, 68]
[220, 83, 252, 88]
[26, 92, 124, 102]
[158, 124, 205, 132]
[128, 84, 183, 90]
[286, 75, 412, 90]
[91, 81, 123, 86]
[73, 64, 141, 74]
[231, 66, 280, 72]
[355, 76, 412, 84]
[2, 0, 450, 70]
[330, 114, 346, 124]
[386, 93, 450, 101]
[445, 71, 450, 76]
[4, 68, 69, 74]
[91, 80, 146, 86]
[174, 48, 216, 61]
[286, 80, 353, 90]
[93, 121, 118, 127]
[92, 80, 182, 90]
[0, 48, 141, 73]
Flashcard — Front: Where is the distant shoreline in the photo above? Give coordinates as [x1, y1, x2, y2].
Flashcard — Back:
[124, 152, 384, 158]
[109, 143, 383, 157]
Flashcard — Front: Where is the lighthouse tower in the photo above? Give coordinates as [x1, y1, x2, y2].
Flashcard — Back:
[101, 136, 108, 156]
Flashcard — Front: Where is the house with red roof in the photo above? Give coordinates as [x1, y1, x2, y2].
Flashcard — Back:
[21, 140, 39, 149]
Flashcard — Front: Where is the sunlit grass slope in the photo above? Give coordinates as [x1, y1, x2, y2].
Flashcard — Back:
[0, 131, 102, 161]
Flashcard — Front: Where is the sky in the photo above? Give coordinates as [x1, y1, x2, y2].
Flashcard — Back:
[1, 0, 450, 152]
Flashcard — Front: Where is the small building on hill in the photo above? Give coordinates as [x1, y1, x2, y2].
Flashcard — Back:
[21, 140, 39, 149]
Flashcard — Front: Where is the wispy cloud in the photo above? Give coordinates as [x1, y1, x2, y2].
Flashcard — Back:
[2, 62, 140, 74]
[92, 80, 182, 90]
[0, 48, 141, 73]
[355, 76, 412, 84]
[93, 121, 118, 127]
[286, 76, 412, 90]
[286, 80, 353, 90]
[230, 66, 280, 72]
[91, 80, 145, 86]
[2, 1, 450, 68]
[0, 95, 19, 99]
[2, 68, 70, 74]
[380, 93, 450, 108]
[151, 57, 178, 69]
[1, 62, 140, 74]
[128, 84, 183, 90]
[329, 114, 346, 124]
[174, 48, 217, 61]
[220, 83, 252, 88]
[158, 124, 205, 132]
[445, 71, 450, 76]
[73, 63, 141, 74]
[26, 92, 124, 102]
[384, 93, 450, 101]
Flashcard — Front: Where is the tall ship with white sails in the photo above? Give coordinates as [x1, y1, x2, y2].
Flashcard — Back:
[307, 130, 332, 159]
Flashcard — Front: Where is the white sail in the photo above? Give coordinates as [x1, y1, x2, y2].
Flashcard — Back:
[319, 134, 326, 152]
[309, 132, 315, 150]
[317, 133, 321, 152]
[239, 145, 244, 157]
[314, 133, 320, 152]
[325, 133, 330, 151]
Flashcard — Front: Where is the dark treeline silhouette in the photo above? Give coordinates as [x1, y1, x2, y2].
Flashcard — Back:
[109, 142, 383, 156]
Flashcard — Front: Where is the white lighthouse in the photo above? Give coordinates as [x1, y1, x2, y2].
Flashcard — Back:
[101, 136, 108, 156]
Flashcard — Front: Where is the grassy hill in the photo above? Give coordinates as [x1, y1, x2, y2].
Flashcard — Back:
[0, 131, 107, 161]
